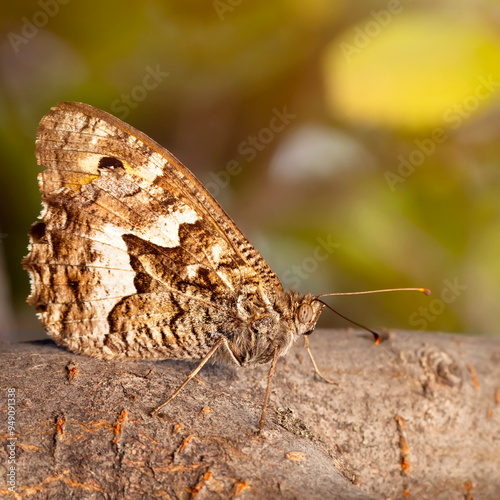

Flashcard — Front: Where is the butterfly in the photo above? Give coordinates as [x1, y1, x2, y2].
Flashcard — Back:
[25, 102, 421, 429]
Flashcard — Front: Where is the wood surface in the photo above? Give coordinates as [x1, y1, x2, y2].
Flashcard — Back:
[1, 329, 499, 499]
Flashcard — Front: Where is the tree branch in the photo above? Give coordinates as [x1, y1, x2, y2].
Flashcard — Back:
[1, 329, 499, 499]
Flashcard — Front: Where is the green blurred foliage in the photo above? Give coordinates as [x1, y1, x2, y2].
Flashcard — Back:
[0, 0, 499, 340]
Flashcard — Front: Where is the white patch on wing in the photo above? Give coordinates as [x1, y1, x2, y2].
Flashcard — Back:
[185, 264, 200, 279]
[210, 243, 224, 264]
[99, 203, 199, 250]
[216, 268, 235, 291]
[121, 139, 164, 180]
[149, 204, 199, 247]
[100, 223, 129, 251]
[77, 153, 105, 174]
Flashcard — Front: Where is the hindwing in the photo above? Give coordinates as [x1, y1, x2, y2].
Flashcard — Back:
[24, 102, 283, 359]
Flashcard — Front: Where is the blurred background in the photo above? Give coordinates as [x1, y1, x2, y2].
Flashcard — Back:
[1, 0, 500, 341]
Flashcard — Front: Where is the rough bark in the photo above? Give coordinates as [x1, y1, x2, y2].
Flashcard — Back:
[0, 329, 499, 499]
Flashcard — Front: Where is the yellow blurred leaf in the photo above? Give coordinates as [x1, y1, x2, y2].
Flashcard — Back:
[323, 12, 500, 130]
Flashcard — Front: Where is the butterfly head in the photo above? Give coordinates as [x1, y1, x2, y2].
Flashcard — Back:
[293, 295, 325, 337]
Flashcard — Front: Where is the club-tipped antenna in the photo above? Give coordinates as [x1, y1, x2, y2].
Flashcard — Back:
[313, 299, 382, 344]
[313, 287, 431, 344]
[317, 287, 431, 298]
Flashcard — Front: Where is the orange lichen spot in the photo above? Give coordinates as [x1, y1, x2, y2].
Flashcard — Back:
[286, 451, 306, 461]
[464, 479, 473, 499]
[66, 362, 78, 381]
[395, 415, 406, 429]
[466, 364, 479, 391]
[173, 423, 183, 433]
[178, 434, 193, 453]
[155, 463, 202, 473]
[113, 410, 128, 443]
[200, 407, 212, 415]
[14, 471, 100, 495]
[56, 415, 66, 436]
[20, 472, 68, 495]
[71, 419, 113, 433]
[17, 443, 39, 452]
[190, 471, 212, 497]
[403, 488, 410, 497]
[138, 433, 158, 444]
[63, 478, 104, 492]
[395, 415, 410, 476]
[495, 387, 500, 405]
[231, 480, 250, 497]
[399, 438, 410, 456]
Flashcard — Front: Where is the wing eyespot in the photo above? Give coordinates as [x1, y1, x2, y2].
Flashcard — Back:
[29, 222, 46, 243]
[98, 156, 124, 170]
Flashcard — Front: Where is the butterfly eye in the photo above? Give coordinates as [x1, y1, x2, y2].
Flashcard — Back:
[297, 303, 313, 324]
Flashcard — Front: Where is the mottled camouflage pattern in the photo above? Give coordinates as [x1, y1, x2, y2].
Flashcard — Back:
[23, 102, 324, 367]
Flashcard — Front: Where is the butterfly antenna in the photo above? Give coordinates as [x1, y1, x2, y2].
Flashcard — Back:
[314, 287, 431, 344]
[317, 287, 431, 298]
[313, 299, 382, 344]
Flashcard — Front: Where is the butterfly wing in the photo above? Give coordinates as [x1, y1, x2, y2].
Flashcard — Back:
[24, 102, 283, 359]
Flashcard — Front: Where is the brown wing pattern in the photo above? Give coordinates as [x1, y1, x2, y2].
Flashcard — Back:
[24, 102, 283, 359]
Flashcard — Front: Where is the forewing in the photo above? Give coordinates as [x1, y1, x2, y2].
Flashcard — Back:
[23, 102, 283, 359]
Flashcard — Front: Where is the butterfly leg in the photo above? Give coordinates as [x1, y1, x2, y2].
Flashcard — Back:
[151, 337, 227, 416]
[303, 336, 338, 385]
[258, 346, 280, 430]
